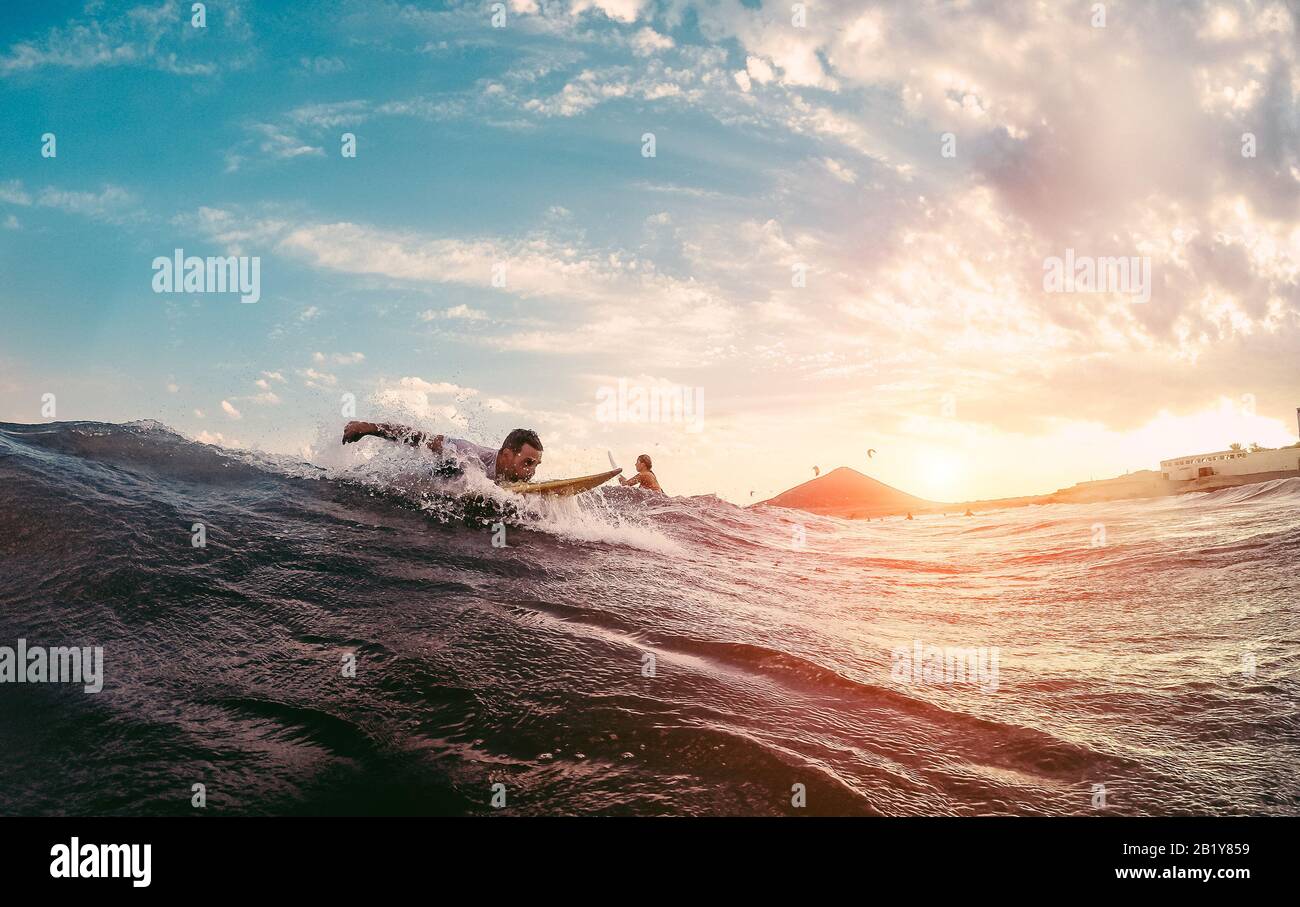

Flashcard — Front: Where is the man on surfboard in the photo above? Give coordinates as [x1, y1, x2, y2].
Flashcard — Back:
[342, 421, 543, 483]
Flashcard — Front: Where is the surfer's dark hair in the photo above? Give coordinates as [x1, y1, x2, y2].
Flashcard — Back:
[637, 454, 652, 469]
[501, 428, 542, 453]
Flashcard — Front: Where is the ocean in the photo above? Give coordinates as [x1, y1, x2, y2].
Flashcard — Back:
[1, 420, 1296, 816]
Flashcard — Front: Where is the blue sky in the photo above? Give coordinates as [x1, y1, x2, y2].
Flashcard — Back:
[1, 0, 1298, 503]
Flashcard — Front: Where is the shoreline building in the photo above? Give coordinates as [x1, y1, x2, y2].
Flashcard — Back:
[1160, 446, 1300, 481]
[1160, 407, 1300, 482]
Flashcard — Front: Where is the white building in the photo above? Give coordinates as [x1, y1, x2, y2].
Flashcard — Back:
[1160, 446, 1300, 481]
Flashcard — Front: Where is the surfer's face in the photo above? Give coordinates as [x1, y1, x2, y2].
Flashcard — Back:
[499, 443, 542, 481]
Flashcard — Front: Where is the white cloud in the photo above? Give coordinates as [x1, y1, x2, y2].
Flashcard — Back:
[0, 181, 32, 205]
[0, 4, 247, 75]
[314, 351, 364, 365]
[420, 304, 489, 321]
[571, 0, 647, 25]
[195, 430, 242, 448]
[0, 182, 140, 223]
[745, 55, 775, 85]
[300, 55, 345, 74]
[820, 157, 857, 184]
[288, 99, 371, 130]
[630, 28, 673, 56]
[186, 206, 746, 366]
[397, 377, 476, 396]
[220, 400, 242, 420]
[250, 123, 323, 160]
[0, 21, 139, 73]
[301, 368, 337, 388]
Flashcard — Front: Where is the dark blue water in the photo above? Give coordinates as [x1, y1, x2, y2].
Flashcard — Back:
[1, 420, 1297, 815]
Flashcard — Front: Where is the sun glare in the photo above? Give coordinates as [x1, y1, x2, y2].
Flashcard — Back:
[914, 450, 966, 501]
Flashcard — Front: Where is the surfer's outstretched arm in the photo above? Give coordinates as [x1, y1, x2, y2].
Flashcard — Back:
[342, 421, 443, 453]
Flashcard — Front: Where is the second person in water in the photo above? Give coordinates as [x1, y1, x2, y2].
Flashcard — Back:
[619, 454, 664, 494]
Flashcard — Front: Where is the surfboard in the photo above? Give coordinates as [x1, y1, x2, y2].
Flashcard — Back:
[499, 468, 621, 497]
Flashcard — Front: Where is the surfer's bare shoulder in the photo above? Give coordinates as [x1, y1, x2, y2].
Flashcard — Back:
[621, 471, 664, 494]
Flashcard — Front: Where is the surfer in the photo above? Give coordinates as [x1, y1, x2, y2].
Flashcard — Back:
[341, 421, 543, 482]
[618, 454, 663, 494]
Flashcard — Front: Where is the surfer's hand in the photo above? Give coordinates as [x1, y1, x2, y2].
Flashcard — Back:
[342, 421, 375, 444]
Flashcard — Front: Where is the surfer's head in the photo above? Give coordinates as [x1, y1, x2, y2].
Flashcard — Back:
[497, 428, 543, 481]
[636, 454, 652, 473]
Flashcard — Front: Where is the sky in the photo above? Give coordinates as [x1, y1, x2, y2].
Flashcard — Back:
[0, 0, 1297, 504]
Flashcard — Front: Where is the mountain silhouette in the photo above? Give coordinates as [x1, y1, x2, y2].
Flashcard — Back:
[756, 466, 940, 517]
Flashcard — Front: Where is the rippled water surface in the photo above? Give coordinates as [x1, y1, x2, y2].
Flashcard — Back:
[1, 421, 1296, 815]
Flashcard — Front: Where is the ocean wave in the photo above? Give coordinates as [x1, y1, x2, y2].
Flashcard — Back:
[1181, 476, 1300, 506]
[2, 420, 1298, 816]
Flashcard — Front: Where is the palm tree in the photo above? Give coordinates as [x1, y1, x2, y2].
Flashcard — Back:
[1229, 442, 1243, 452]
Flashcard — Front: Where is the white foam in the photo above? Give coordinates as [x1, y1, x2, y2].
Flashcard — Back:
[522, 494, 684, 553]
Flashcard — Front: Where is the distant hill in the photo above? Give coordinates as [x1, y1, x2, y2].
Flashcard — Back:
[756, 467, 941, 517]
